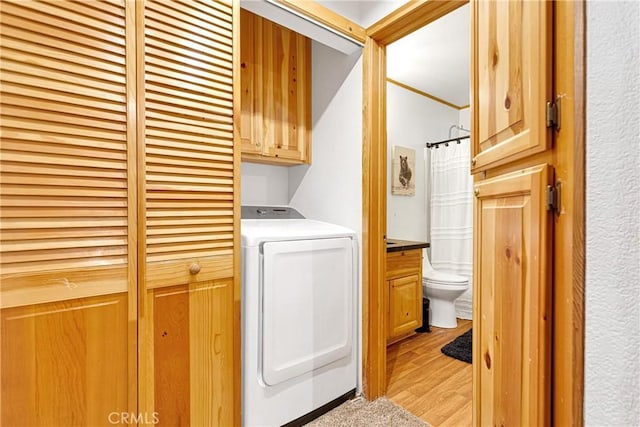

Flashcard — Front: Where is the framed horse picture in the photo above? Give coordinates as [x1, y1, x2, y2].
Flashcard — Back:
[391, 145, 415, 196]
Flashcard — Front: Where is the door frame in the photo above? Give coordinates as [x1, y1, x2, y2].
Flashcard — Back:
[360, 1, 585, 425]
[268, 0, 584, 423]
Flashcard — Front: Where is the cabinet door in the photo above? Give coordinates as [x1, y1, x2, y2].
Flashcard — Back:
[240, 10, 311, 165]
[388, 274, 422, 339]
[471, 0, 552, 172]
[139, 0, 238, 425]
[240, 9, 264, 156]
[0, 1, 136, 424]
[473, 164, 552, 426]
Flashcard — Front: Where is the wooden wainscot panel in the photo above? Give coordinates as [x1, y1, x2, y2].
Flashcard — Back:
[144, 278, 234, 426]
[1, 293, 130, 426]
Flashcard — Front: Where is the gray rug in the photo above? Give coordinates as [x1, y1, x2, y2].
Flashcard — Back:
[305, 396, 430, 427]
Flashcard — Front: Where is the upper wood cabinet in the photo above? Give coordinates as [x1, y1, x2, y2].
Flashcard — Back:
[240, 9, 311, 165]
[470, 0, 552, 173]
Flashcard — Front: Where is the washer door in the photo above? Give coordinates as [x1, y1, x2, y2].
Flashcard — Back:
[260, 237, 354, 386]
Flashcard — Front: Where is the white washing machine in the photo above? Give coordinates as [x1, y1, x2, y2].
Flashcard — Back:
[241, 206, 358, 426]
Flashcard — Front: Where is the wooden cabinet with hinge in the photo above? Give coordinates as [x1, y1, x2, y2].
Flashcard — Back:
[0, 0, 240, 425]
[240, 9, 311, 165]
[471, 0, 554, 425]
[386, 249, 423, 344]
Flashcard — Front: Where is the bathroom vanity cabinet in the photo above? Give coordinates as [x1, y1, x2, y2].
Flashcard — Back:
[386, 241, 428, 345]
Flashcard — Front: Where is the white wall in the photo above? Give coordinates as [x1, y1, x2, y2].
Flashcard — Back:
[289, 41, 363, 234]
[386, 82, 459, 243]
[585, 1, 640, 425]
[317, 0, 408, 28]
[240, 163, 289, 206]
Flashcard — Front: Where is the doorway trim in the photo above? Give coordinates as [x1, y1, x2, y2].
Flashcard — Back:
[360, 1, 585, 426]
[361, 0, 469, 400]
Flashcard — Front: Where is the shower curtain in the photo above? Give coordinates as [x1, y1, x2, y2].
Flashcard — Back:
[428, 141, 474, 319]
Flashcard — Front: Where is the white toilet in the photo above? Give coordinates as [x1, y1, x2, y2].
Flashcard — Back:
[423, 254, 469, 328]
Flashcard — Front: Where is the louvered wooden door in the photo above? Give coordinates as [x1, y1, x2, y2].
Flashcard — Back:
[0, 1, 137, 425]
[138, 1, 238, 425]
[1, 0, 239, 425]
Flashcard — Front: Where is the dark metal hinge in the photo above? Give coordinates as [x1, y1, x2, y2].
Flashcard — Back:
[546, 96, 561, 131]
[546, 182, 561, 215]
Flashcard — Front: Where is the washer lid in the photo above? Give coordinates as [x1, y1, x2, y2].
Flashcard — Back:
[241, 218, 356, 246]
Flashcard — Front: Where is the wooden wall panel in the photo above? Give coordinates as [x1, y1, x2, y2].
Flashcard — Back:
[1, 293, 129, 426]
[148, 280, 234, 427]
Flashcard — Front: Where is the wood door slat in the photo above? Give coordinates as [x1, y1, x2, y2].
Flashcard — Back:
[0, 82, 126, 113]
[0, 24, 125, 65]
[3, 1, 125, 38]
[144, 55, 232, 85]
[1, 94, 126, 124]
[1, 174, 126, 190]
[1, 217, 127, 228]
[1, 70, 125, 104]
[145, 33, 231, 67]
[0, 163, 126, 180]
[145, 72, 232, 102]
[145, 64, 232, 96]
[0, 151, 126, 170]
[147, 0, 232, 38]
[1, 60, 125, 95]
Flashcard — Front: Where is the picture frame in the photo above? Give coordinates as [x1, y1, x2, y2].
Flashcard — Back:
[391, 145, 416, 196]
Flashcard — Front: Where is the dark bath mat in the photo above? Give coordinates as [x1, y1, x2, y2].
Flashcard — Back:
[441, 328, 472, 364]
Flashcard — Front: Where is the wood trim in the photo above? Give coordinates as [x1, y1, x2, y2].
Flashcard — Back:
[552, 1, 585, 425]
[232, 0, 242, 423]
[387, 78, 465, 110]
[271, 0, 366, 44]
[361, 36, 387, 400]
[125, 0, 139, 414]
[135, 0, 150, 414]
[367, 0, 468, 45]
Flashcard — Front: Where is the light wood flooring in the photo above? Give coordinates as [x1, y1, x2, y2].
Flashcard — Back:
[387, 319, 473, 427]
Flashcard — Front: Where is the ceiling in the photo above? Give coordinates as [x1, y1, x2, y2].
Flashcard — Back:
[386, 4, 470, 108]
[317, 1, 470, 108]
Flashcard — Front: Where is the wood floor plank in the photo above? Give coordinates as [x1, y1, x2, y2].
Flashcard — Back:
[387, 319, 472, 427]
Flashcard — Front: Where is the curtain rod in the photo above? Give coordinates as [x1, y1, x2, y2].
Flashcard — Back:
[426, 134, 470, 149]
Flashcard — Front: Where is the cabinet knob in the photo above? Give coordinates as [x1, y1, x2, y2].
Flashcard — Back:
[189, 263, 201, 275]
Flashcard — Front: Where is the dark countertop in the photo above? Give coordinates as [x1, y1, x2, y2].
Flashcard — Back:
[386, 239, 430, 253]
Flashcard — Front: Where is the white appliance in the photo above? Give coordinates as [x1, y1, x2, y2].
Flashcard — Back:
[241, 206, 358, 426]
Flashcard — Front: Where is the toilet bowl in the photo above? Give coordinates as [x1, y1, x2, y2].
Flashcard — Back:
[423, 255, 469, 328]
